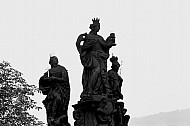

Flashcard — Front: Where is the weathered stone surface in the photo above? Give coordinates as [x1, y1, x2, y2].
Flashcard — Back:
[39, 56, 71, 126]
[74, 18, 130, 126]
[76, 18, 116, 98]
[73, 95, 129, 126]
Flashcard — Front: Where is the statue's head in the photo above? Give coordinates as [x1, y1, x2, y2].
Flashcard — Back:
[89, 18, 100, 32]
[49, 56, 58, 66]
[110, 56, 120, 72]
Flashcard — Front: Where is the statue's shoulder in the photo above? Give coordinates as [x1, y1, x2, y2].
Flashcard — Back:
[86, 34, 95, 39]
[97, 34, 104, 40]
[87, 34, 103, 40]
[58, 65, 67, 72]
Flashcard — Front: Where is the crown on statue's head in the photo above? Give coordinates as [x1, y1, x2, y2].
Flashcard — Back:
[92, 18, 100, 24]
[110, 56, 120, 68]
[110, 56, 118, 63]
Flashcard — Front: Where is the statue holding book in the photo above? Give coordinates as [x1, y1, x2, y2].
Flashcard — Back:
[39, 56, 70, 126]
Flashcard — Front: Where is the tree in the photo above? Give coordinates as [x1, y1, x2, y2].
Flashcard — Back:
[0, 61, 44, 126]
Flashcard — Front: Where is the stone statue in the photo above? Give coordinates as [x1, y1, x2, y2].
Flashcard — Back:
[39, 56, 70, 126]
[76, 18, 116, 98]
[107, 56, 123, 100]
[107, 56, 130, 126]
[96, 97, 116, 126]
[73, 18, 130, 126]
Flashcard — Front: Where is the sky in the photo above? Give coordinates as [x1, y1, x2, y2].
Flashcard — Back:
[0, 0, 190, 125]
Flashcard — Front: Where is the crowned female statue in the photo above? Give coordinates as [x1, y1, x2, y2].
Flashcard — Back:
[76, 18, 116, 98]
[108, 56, 123, 100]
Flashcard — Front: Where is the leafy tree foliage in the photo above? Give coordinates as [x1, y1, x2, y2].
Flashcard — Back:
[0, 61, 44, 126]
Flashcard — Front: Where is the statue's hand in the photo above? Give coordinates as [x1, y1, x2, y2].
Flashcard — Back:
[43, 77, 50, 81]
[42, 76, 56, 81]
[49, 76, 58, 81]
[106, 36, 116, 47]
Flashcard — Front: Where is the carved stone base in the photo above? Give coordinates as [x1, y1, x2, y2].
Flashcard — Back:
[72, 95, 130, 126]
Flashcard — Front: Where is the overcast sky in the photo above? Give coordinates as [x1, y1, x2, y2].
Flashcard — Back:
[1, 0, 190, 125]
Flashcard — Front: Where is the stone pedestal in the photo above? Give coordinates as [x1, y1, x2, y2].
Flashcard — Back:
[72, 95, 130, 126]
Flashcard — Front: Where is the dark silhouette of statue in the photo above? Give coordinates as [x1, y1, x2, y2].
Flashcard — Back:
[107, 56, 130, 126]
[76, 18, 116, 98]
[73, 18, 130, 126]
[107, 56, 123, 100]
[39, 56, 70, 126]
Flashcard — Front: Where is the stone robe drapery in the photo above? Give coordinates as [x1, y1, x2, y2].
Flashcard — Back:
[107, 69, 123, 100]
[77, 33, 112, 97]
[39, 65, 70, 126]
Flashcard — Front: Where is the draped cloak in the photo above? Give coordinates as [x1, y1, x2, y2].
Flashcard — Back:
[39, 65, 70, 123]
